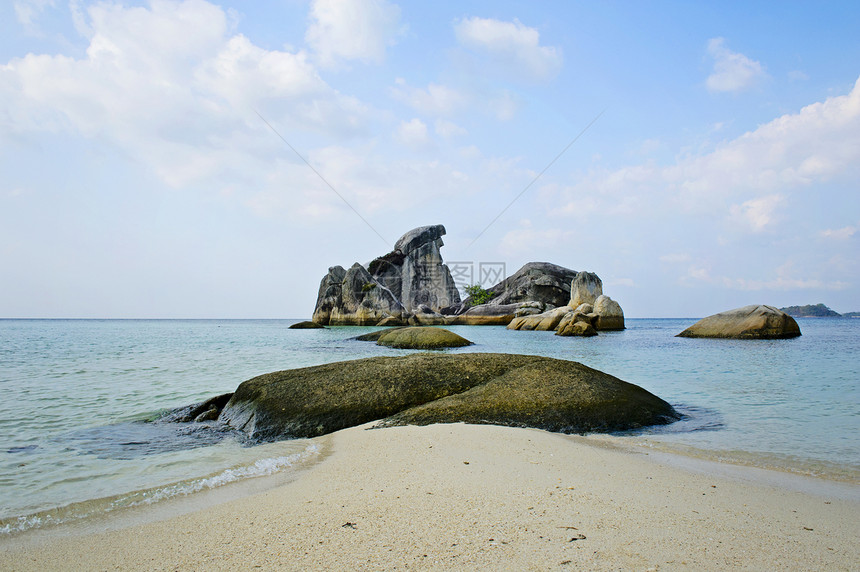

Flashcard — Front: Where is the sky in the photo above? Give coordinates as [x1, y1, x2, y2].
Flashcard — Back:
[1, 0, 858, 318]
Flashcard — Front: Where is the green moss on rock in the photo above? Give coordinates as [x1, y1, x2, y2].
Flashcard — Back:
[375, 326, 473, 349]
[217, 353, 680, 441]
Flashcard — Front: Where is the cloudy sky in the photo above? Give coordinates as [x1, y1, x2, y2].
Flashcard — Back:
[1, 0, 858, 318]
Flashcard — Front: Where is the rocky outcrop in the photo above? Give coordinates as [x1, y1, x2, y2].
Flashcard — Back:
[310, 226, 624, 331]
[371, 225, 460, 313]
[444, 262, 577, 317]
[312, 225, 460, 326]
[210, 353, 679, 440]
[506, 278, 624, 335]
[441, 263, 625, 332]
[677, 305, 801, 339]
[376, 327, 473, 349]
[328, 263, 407, 326]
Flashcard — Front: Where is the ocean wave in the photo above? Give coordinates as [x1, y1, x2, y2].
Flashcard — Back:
[0, 443, 320, 536]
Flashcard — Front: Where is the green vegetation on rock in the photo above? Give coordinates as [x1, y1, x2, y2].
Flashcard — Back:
[464, 284, 494, 306]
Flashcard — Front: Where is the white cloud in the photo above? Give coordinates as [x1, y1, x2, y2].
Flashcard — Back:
[488, 90, 519, 120]
[553, 76, 860, 227]
[729, 194, 784, 232]
[789, 70, 809, 82]
[721, 276, 850, 291]
[306, 0, 401, 67]
[14, 0, 54, 25]
[706, 37, 765, 93]
[455, 17, 562, 81]
[821, 224, 858, 240]
[498, 226, 576, 256]
[395, 118, 430, 150]
[660, 253, 691, 264]
[434, 119, 467, 138]
[0, 0, 370, 189]
[608, 277, 636, 288]
[390, 80, 470, 116]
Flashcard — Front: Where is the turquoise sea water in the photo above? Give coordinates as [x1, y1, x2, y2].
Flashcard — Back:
[1, 318, 858, 534]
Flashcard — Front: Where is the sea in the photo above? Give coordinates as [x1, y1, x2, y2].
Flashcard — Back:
[1, 318, 858, 536]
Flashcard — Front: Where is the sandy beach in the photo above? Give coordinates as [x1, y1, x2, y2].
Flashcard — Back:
[2, 423, 857, 571]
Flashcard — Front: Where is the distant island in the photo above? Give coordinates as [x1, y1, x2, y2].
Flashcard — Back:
[779, 303, 858, 318]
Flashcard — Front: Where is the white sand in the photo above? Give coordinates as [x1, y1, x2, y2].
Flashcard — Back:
[2, 423, 858, 570]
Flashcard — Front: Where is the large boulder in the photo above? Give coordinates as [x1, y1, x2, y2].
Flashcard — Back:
[507, 306, 570, 331]
[570, 271, 603, 307]
[376, 327, 473, 349]
[593, 295, 625, 330]
[677, 305, 801, 339]
[556, 319, 597, 337]
[214, 353, 680, 440]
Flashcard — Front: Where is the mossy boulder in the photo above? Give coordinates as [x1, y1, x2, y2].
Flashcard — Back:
[215, 353, 680, 441]
[376, 326, 473, 349]
[352, 327, 406, 342]
[677, 305, 801, 339]
[289, 321, 326, 329]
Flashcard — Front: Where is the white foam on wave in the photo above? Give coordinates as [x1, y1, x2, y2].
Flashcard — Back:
[125, 443, 321, 506]
[0, 443, 320, 536]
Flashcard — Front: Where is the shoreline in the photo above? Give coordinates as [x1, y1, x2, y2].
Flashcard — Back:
[2, 423, 857, 570]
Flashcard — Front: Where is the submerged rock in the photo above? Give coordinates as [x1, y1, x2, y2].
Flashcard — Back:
[158, 393, 234, 424]
[677, 305, 801, 339]
[214, 353, 679, 441]
[376, 327, 473, 349]
[289, 321, 325, 329]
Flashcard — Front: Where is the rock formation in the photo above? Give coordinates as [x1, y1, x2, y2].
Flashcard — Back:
[470, 262, 577, 307]
[677, 305, 801, 339]
[312, 225, 459, 326]
[506, 272, 625, 335]
[309, 225, 624, 332]
[192, 353, 679, 440]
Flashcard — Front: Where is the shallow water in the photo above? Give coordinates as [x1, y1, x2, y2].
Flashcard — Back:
[0, 318, 857, 533]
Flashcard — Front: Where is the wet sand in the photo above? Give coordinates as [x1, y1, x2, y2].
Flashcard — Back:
[2, 423, 858, 570]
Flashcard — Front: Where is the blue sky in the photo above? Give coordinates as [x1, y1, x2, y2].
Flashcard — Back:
[1, 0, 858, 318]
